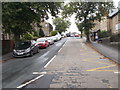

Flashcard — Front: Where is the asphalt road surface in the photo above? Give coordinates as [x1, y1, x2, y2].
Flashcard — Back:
[2, 38, 67, 88]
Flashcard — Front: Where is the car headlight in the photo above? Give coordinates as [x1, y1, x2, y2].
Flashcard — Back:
[13, 49, 16, 53]
[25, 48, 31, 53]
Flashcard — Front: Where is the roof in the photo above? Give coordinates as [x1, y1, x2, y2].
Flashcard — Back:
[108, 8, 120, 18]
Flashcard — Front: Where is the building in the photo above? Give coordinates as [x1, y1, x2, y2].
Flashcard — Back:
[108, 9, 120, 34]
[91, 8, 120, 41]
[41, 21, 53, 36]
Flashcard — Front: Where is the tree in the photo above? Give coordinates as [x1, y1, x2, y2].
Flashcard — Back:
[2, 2, 62, 40]
[62, 1, 114, 42]
[50, 30, 58, 36]
[76, 22, 84, 38]
[53, 17, 71, 34]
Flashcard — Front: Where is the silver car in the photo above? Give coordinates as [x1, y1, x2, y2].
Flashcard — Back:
[47, 37, 54, 45]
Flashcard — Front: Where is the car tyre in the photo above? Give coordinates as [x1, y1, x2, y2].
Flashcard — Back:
[30, 51, 33, 57]
[37, 48, 39, 53]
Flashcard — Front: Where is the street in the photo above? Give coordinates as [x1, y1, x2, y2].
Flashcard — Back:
[2, 37, 119, 89]
[2, 38, 67, 88]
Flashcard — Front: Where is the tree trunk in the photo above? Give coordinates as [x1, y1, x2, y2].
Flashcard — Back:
[86, 34, 90, 42]
[85, 29, 90, 42]
[14, 34, 20, 41]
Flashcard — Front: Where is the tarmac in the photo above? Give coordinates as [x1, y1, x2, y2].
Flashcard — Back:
[24, 37, 118, 88]
[1, 38, 119, 65]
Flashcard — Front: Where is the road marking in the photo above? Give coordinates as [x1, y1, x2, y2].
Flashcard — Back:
[58, 48, 62, 53]
[33, 72, 47, 75]
[56, 43, 62, 46]
[44, 55, 56, 68]
[108, 85, 113, 88]
[93, 70, 118, 72]
[17, 74, 44, 88]
[40, 51, 50, 58]
[114, 71, 120, 74]
[86, 65, 116, 71]
[83, 60, 112, 65]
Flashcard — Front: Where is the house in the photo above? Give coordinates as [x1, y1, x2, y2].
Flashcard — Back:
[41, 21, 53, 36]
[108, 8, 120, 34]
[91, 8, 120, 41]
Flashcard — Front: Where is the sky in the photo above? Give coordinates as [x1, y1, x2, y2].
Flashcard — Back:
[47, 1, 119, 34]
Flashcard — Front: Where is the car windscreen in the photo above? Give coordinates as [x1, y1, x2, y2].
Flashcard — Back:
[15, 41, 31, 50]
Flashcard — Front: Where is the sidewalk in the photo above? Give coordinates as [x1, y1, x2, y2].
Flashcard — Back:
[42, 38, 118, 88]
[89, 41, 119, 64]
[0, 52, 13, 62]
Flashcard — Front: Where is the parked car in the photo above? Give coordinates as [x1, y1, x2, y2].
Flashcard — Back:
[75, 34, 79, 37]
[47, 37, 54, 45]
[51, 36, 58, 42]
[13, 40, 39, 57]
[37, 38, 49, 48]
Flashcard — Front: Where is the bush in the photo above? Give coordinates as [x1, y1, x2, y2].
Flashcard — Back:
[50, 31, 57, 36]
[98, 30, 110, 38]
[22, 33, 34, 40]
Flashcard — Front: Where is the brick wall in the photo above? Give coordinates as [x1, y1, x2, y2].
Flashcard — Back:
[2, 40, 14, 55]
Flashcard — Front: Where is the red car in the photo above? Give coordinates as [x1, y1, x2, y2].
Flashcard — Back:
[75, 34, 79, 37]
[37, 38, 49, 48]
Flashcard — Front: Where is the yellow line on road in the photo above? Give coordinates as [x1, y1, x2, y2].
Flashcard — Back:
[83, 60, 112, 65]
[86, 65, 116, 71]
[90, 70, 118, 72]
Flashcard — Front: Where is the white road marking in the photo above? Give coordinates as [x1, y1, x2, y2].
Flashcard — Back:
[56, 43, 62, 46]
[44, 55, 56, 68]
[41, 51, 50, 58]
[17, 74, 44, 88]
[58, 48, 62, 52]
[114, 72, 120, 74]
[33, 72, 47, 75]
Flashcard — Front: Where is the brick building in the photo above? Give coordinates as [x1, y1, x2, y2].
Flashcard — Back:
[41, 21, 53, 36]
[108, 9, 120, 34]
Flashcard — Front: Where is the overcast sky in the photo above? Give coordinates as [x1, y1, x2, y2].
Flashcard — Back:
[47, 1, 119, 33]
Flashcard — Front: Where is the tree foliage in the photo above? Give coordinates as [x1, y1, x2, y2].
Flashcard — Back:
[50, 30, 58, 36]
[2, 2, 62, 40]
[53, 17, 71, 34]
[62, 1, 114, 42]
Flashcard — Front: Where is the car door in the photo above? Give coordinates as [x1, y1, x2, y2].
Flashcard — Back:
[33, 40, 38, 53]
[31, 40, 36, 53]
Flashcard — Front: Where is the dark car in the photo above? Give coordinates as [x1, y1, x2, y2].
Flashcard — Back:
[13, 40, 39, 57]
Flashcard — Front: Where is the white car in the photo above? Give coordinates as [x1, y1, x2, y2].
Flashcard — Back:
[47, 37, 54, 45]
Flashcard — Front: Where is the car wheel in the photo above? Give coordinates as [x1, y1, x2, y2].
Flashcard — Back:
[37, 48, 39, 53]
[30, 51, 33, 57]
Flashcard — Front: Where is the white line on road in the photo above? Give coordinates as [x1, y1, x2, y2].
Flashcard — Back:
[33, 72, 47, 75]
[17, 74, 44, 88]
[44, 55, 56, 68]
[58, 48, 62, 53]
[114, 72, 120, 74]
